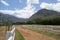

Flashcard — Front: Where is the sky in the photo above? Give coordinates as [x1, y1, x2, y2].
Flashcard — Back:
[0, 0, 60, 18]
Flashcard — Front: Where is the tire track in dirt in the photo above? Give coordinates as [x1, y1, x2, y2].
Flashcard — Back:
[16, 25, 56, 40]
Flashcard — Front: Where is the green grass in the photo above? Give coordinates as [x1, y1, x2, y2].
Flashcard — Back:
[15, 29, 25, 40]
[22, 25, 60, 40]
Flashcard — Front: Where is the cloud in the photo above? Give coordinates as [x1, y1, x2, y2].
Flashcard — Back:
[53, 3, 60, 12]
[15, 0, 38, 18]
[31, 0, 39, 4]
[0, 5, 35, 18]
[0, 10, 15, 15]
[14, 0, 36, 18]
[57, 0, 60, 2]
[14, 6, 35, 18]
[1, 0, 9, 6]
[0, 0, 38, 18]
[14, 0, 37, 18]
[40, 2, 60, 12]
[40, 3, 53, 9]
[27, 0, 39, 4]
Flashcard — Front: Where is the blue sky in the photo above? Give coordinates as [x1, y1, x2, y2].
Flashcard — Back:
[0, 0, 60, 18]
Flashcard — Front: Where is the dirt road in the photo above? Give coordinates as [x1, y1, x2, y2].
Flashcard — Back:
[16, 26, 56, 40]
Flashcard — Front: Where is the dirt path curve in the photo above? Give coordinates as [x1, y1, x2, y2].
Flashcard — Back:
[16, 26, 56, 40]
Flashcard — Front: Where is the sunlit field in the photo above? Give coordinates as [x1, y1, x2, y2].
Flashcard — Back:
[0, 26, 6, 40]
[21, 25, 60, 40]
[0, 26, 12, 40]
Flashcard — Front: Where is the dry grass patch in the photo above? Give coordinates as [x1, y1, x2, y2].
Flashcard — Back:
[0, 26, 6, 40]
[22, 25, 60, 40]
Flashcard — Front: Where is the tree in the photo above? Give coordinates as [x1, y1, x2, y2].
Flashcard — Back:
[0, 13, 3, 26]
[5, 18, 12, 31]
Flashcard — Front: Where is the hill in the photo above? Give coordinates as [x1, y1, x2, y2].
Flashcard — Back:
[29, 9, 60, 20]
[0, 13, 27, 23]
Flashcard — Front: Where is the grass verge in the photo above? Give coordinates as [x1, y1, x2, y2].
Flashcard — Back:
[15, 29, 25, 40]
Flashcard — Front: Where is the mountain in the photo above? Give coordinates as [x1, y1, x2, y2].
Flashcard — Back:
[0, 13, 27, 23]
[29, 9, 60, 20]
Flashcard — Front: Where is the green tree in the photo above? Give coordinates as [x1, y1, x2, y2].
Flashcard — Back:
[0, 13, 3, 26]
[5, 18, 12, 31]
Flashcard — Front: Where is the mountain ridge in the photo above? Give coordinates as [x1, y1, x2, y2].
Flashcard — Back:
[0, 13, 27, 23]
[29, 9, 60, 20]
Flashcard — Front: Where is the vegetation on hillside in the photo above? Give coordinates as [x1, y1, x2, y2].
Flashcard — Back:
[0, 13, 3, 26]
[14, 17, 60, 25]
[27, 17, 60, 25]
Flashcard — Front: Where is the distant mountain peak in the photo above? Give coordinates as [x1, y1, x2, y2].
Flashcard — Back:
[29, 9, 60, 20]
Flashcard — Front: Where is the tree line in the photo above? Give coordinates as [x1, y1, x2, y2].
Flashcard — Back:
[14, 17, 60, 25]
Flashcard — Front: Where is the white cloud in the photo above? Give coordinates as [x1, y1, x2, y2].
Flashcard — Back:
[0, 10, 15, 15]
[14, 8, 35, 18]
[27, 0, 39, 4]
[40, 3, 53, 9]
[57, 0, 60, 2]
[0, 0, 38, 18]
[14, 1, 36, 18]
[40, 2, 60, 12]
[31, 0, 39, 4]
[53, 3, 60, 12]
[0, 5, 35, 18]
[1, 0, 9, 6]
[14, 0, 37, 18]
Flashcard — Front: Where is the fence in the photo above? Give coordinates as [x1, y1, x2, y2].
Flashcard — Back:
[6, 25, 15, 40]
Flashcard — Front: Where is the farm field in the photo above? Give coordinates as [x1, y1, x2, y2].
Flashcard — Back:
[15, 25, 60, 40]
[21, 25, 60, 40]
[0, 26, 6, 40]
[0, 26, 12, 40]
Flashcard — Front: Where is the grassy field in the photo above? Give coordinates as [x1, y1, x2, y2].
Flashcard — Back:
[15, 29, 25, 40]
[22, 25, 60, 40]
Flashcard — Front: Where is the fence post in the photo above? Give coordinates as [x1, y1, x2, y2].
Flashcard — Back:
[6, 25, 15, 40]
